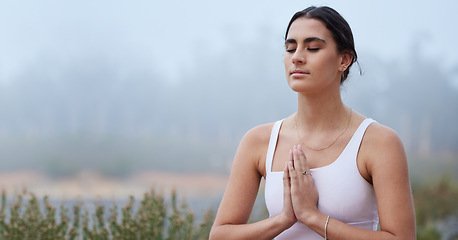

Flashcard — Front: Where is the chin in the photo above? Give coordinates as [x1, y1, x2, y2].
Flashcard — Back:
[287, 79, 313, 92]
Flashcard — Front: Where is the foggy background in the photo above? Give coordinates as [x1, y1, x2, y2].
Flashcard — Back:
[0, 0, 457, 199]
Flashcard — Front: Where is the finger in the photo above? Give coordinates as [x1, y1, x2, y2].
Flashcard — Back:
[283, 162, 296, 220]
[283, 161, 291, 192]
[289, 148, 294, 170]
[288, 160, 298, 187]
[283, 150, 293, 182]
[297, 145, 310, 172]
[290, 147, 295, 169]
[292, 145, 305, 175]
[291, 145, 300, 171]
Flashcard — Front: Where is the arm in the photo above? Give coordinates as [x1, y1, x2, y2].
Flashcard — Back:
[210, 124, 296, 240]
[288, 124, 416, 240]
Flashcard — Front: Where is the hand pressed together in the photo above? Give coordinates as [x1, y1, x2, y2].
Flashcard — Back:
[285, 145, 320, 225]
[280, 148, 298, 228]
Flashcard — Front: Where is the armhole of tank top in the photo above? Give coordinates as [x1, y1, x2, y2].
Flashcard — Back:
[265, 120, 283, 175]
[355, 118, 377, 183]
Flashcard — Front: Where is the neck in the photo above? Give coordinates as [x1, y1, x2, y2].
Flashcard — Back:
[295, 86, 348, 133]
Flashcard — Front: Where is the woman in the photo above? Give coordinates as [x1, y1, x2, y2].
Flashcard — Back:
[210, 6, 416, 240]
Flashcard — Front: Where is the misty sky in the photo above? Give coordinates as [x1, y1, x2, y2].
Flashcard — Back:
[0, 0, 458, 176]
[1, 0, 457, 85]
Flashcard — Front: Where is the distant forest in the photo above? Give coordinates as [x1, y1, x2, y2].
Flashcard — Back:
[0, 33, 457, 176]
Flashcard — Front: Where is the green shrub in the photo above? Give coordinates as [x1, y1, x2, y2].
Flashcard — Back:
[2, 175, 456, 240]
[413, 175, 458, 240]
[0, 189, 214, 240]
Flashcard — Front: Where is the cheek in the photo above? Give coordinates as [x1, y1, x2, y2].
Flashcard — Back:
[319, 54, 340, 73]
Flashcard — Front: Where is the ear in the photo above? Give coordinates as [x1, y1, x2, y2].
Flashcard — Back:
[339, 52, 353, 72]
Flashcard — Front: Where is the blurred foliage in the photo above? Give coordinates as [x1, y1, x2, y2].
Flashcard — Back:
[0, 175, 457, 239]
[0, 188, 214, 240]
[414, 175, 458, 226]
[2, 34, 457, 176]
[413, 175, 458, 240]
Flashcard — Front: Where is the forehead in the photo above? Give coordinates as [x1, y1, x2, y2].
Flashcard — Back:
[286, 18, 333, 42]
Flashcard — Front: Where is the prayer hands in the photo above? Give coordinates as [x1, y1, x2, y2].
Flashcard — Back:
[280, 150, 298, 227]
[284, 145, 319, 225]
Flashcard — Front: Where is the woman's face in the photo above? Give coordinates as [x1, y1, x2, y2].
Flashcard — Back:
[284, 18, 346, 94]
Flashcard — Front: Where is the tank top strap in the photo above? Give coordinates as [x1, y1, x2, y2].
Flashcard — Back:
[353, 118, 376, 145]
[265, 119, 283, 174]
[344, 118, 377, 158]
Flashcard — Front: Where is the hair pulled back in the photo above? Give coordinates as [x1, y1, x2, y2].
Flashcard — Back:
[285, 6, 358, 83]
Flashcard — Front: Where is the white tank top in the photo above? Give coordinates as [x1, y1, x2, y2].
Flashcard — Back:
[265, 118, 379, 239]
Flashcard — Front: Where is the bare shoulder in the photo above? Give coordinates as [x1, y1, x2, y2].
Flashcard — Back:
[242, 122, 275, 147]
[363, 122, 404, 152]
[237, 122, 275, 176]
[360, 121, 407, 178]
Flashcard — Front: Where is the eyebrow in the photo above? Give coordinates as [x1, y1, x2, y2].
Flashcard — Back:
[285, 37, 326, 45]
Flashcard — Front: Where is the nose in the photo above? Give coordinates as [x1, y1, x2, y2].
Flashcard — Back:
[291, 50, 305, 64]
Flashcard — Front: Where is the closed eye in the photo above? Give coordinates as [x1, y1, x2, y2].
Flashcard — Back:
[286, 49, 296, 53]
[307, 48, 320, 51]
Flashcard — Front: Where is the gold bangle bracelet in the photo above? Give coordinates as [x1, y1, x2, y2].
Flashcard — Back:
[324, 215, 330, 240]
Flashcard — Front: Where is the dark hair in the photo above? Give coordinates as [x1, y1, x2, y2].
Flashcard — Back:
[285, 6, 359, 83]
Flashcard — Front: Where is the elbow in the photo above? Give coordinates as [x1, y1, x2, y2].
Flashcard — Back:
[209, 225, 221, 240]
[398, 225, 416, 240]
[390, 229, 416, 240]
[209, 229, 216, 240]
[209, 224, 234, 240]
[394, 234, 416, 240]
[403, 231, 416, 240]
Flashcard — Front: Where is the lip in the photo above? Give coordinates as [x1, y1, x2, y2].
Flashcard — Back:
[290, 69, 310, 76]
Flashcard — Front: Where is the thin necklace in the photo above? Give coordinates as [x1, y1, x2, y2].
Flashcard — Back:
[293, 108, 352, 151]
